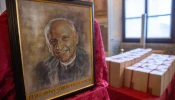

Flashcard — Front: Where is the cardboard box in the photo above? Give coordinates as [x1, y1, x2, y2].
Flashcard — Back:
[124, 53, 173, 96]
[106, 57, 112, 68]
[124, 66, 139, 88]
[125, 66, 168, 96]
[163, 68, 170, 91]
[131, 68, 151, 92]
[124, 58, 132, 67]
[107, 58, 132, 88]
[141, 63, 158, 70]
[106, 48, 153, 88]
[159, 64, 172, 83]
[109, 60, 125, 88]
[125, 67, 151, 92]
[148, 68, 166, 96]
[106, 57, 113, 83]
[166, 56, 175, 76]
[173, 60, 175, 75]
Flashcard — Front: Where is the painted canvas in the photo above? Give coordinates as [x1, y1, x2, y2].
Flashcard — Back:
[6, 0, 94, 99]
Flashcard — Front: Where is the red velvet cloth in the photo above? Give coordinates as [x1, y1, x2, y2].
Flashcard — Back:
[94, 19, 108, 87]
[67, 86, 110, 100]
[108, 73, 175, 100]
[0, 11, 109, 100]
[67, 19, 109, 100]
[0, 11, 16, 100]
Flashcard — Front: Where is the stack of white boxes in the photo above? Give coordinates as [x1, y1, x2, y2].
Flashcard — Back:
[106, 48, 175, 96]
[124, 54, 175, 96]
[106, 48, 152, 88]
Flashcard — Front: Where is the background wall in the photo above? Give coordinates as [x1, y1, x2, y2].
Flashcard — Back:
[95, 0, 175, 56]
[0, 0, 6, 15]
[107, 0, 122, 56]
[94, 0, 123, 56]
[94, 0, 108, 56]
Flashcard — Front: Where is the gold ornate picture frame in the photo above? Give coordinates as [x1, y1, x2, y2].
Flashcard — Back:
[6, 0, 95, 99]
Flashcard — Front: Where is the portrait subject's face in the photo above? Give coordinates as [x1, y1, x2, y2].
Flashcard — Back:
[49, 20, 78, 63]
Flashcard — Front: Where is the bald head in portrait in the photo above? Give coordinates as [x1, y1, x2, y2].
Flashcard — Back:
[34, 18, 90, 91]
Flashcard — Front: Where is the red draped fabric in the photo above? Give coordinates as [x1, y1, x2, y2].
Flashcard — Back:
[67, 19, 109, 100]
[0, 11, 16, 100]
[94, 19, 108, 87]
[0, 11, 109, 100]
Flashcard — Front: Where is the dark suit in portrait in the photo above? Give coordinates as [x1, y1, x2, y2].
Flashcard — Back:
[34, 48, 89, 90]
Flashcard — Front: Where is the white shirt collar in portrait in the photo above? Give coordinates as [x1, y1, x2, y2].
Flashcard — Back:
[60, 55, 76, 69]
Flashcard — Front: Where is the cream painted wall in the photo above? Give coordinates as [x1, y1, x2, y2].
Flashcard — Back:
[94, 0, 123, 56]
[108, 0, 122, 56]
[0, 0, 6, 15]
[94, 0, 108, 56]
[109, 0, 122, 39]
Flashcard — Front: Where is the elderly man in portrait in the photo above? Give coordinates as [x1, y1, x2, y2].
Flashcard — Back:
[34, 18, 90, 91]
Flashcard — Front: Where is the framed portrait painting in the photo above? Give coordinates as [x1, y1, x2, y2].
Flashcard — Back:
[6, 0, 95, 99]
